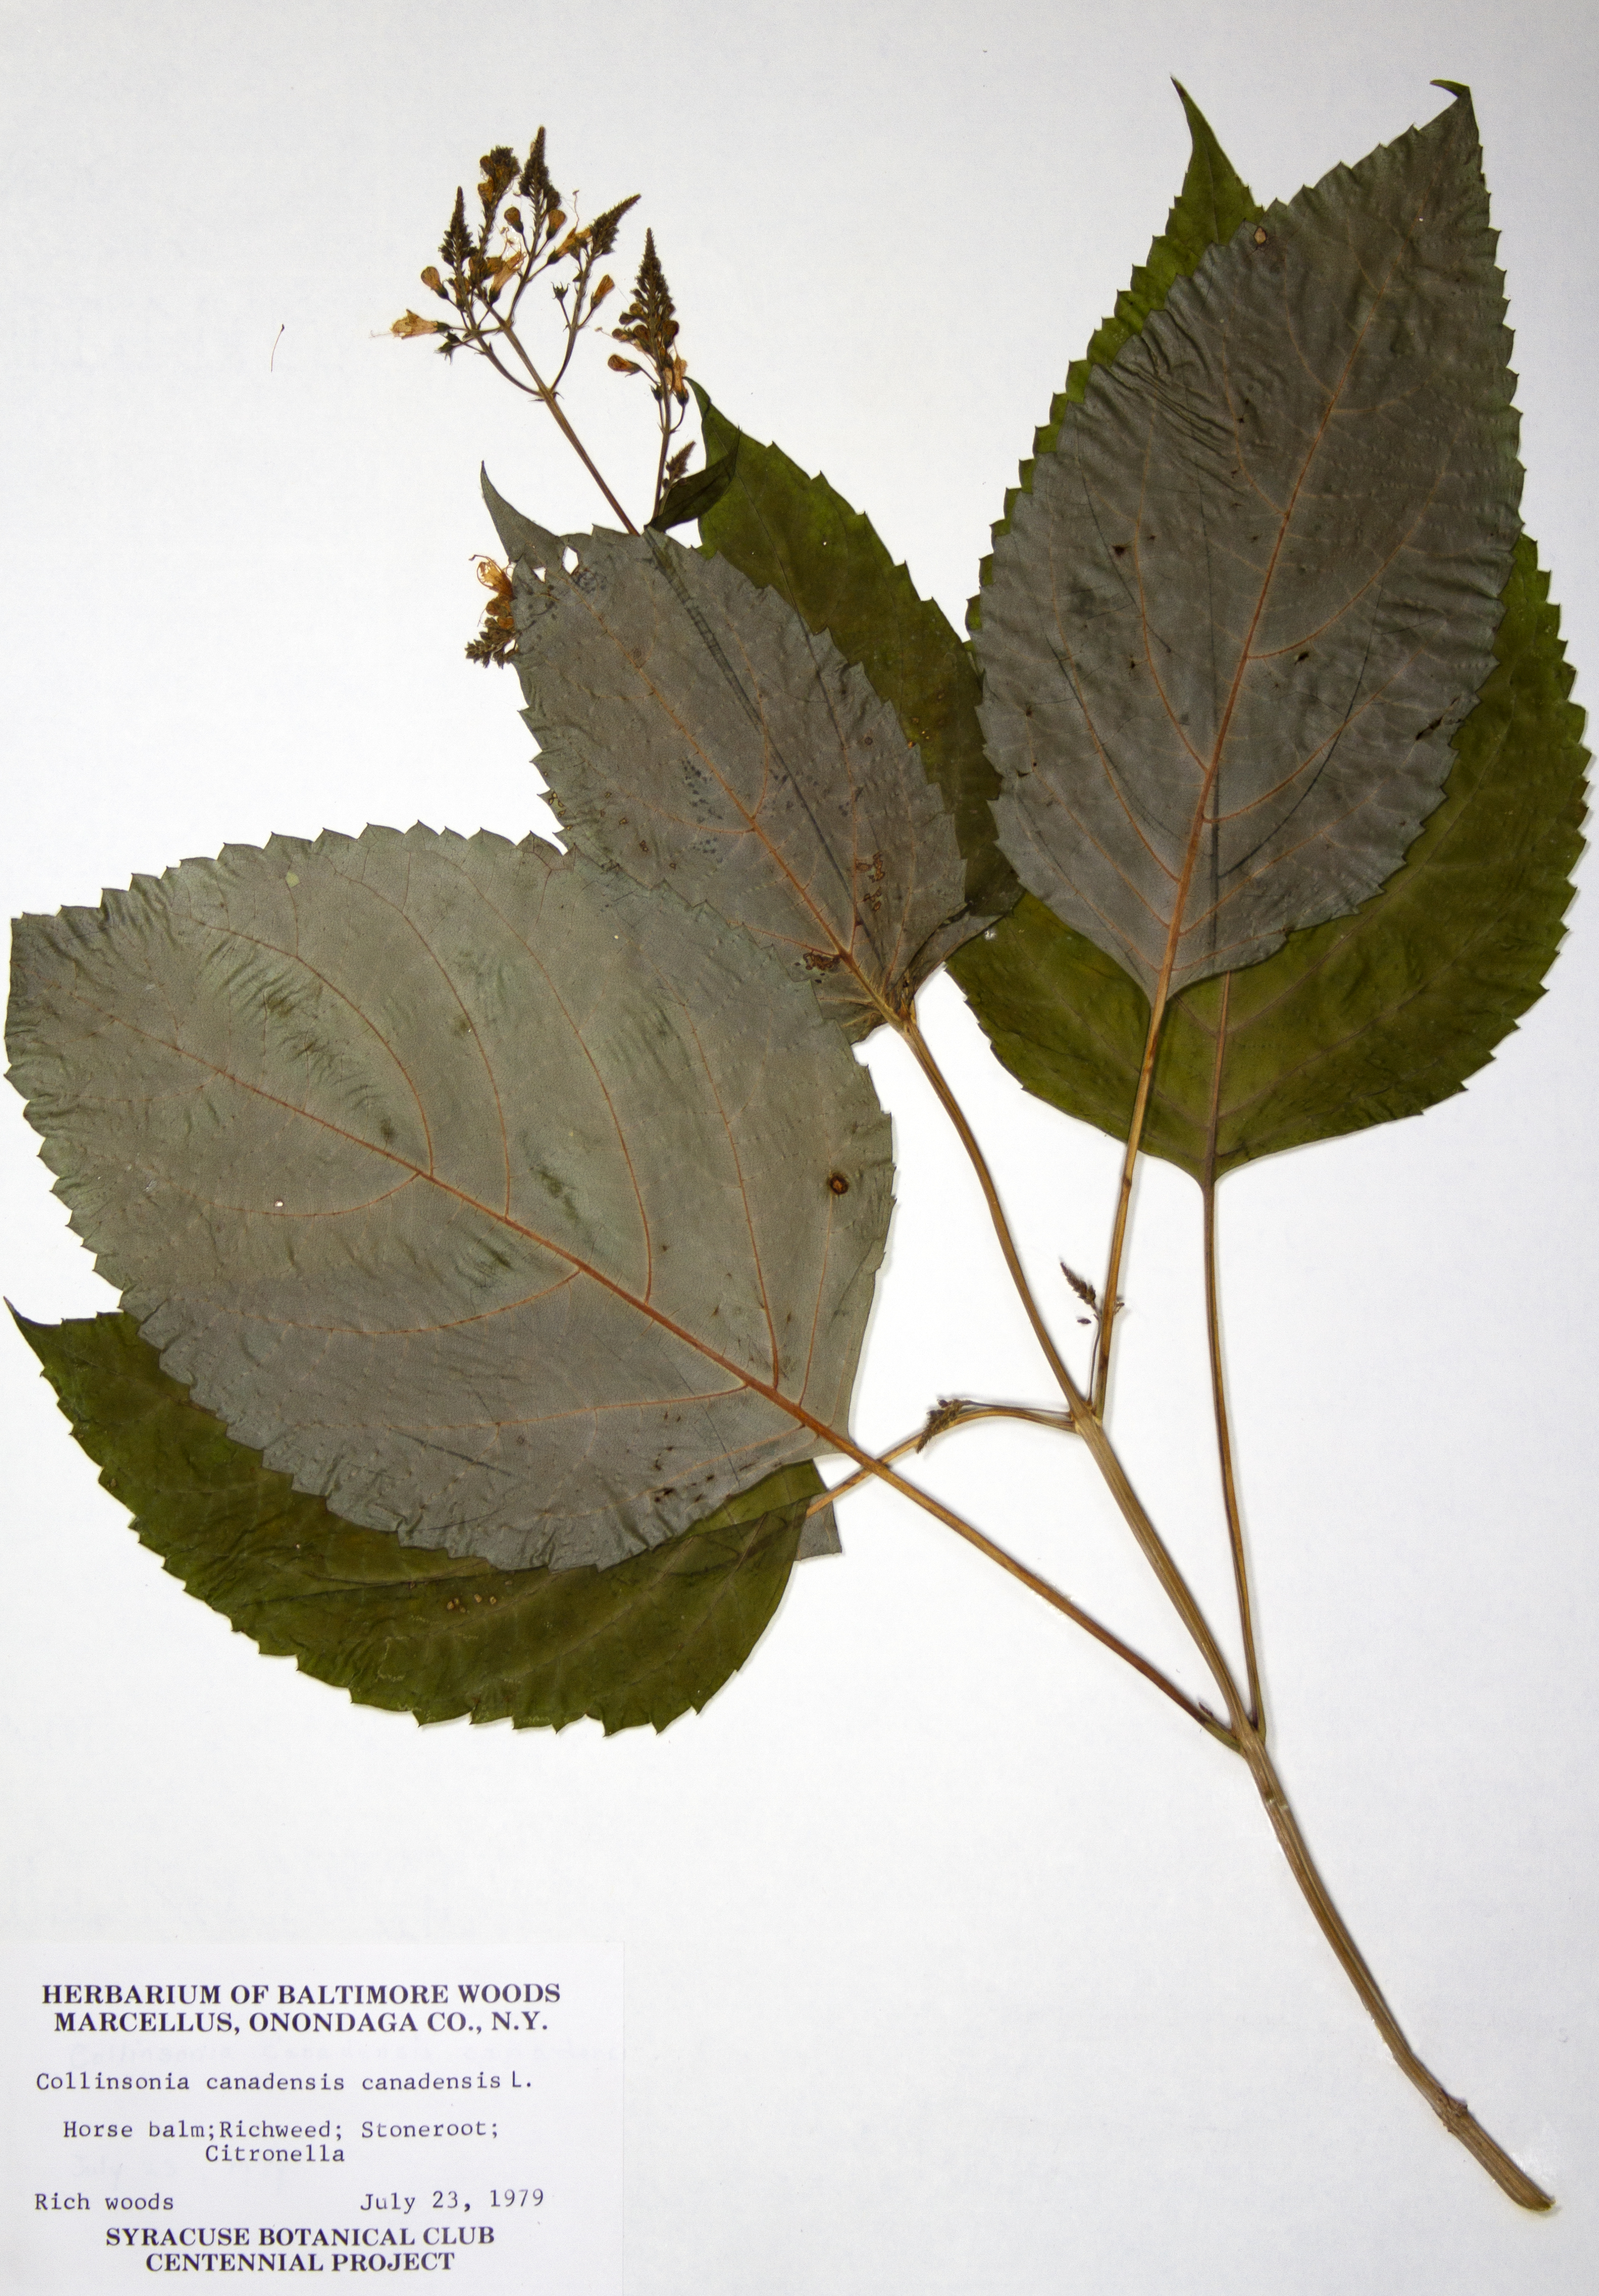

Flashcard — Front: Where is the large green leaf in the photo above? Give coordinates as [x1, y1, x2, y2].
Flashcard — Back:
[968, 84, 1259, 631]
[977, 91, 1521, 998]
[485, 482, 970, 1037]
[951, 89, 1255, 1055]
[953, 537, 1587, 1178]
[7, 827, 890, 1569]
[694, 388, 1017, 940]
[16, 1311, 818, 1733]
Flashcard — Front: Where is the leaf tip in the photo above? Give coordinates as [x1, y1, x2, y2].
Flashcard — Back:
[480, 468, 558, 567]
[1169, 79, 1219, 151]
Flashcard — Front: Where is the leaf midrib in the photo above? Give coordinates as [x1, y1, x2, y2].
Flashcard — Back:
[48, 969, 847, 1454]
[541, 541, 906, 1025]
[1098, 132, 1459, 1002]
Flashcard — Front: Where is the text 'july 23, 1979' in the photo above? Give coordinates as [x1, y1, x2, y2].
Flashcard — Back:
[2, 1945, 622, 2292]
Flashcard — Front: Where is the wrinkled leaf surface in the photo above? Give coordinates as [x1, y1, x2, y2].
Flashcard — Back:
[955, 88, 1251, 1049]
[17, 1311, 822, 1733]
[695, 386, 1017, 944]
[957, 538, 1586, 1177]
[969, 84, 1259, 631]
[8, 827, 890, 1570]
[485, 480, 968, 1038]
[979, 93, 1522, 998]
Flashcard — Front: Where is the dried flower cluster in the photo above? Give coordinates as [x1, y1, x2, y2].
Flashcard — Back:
[608, 229, 693, 513]
[392, 131, 699, 656]
[393, 132, 636, 382]
[465, 557, 517, 669]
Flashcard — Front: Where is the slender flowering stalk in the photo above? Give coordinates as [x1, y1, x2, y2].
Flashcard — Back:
[391, 132, 649, 540]
[607, 230, 692, 519]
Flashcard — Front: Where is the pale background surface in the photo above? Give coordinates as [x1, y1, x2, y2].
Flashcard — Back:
[3, 2, 1596, 2288]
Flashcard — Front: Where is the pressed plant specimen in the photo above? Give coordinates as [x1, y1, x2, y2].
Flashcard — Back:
[7, 83, 1584, 2212]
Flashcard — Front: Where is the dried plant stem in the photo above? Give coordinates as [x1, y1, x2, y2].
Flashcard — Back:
[897, 1020, 1246, 1711]
[805, 1429, 930, 1502]
[829, 1372, 1550, 2201]
[900, 1016, 1241, 1710]
[901, 1015, 1082, 1407]
[1201, 974, 1263, 1730]
[899, 1017, 1236, 1708]
[903, 1010, 1550, 2209]
[802, 1415, 1234, 1744]
[1234, 1718, 1553, 2209]
[809, 1399, 1074, 1511]
[1069, 1394, 1239, 1703]
[1202, 1182, 1261, 1721]
[487, 322, 639, 534]
[1092, 980, 1170, 1416]
[1069, 1411, 1551, 2207]
[651, 422, 673, 525]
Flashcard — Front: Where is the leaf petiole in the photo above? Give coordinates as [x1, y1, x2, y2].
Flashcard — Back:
[1201, 971, 1263, 1733]
[1091, 982, 1168, 1415]
[806, 1425, 1235, 1746]
[808, 1396, 1075, 1510]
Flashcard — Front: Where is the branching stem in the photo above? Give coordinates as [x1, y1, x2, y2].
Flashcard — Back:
[801, 1416, 1233, 1745]
[899, 999, 1549, 2207]
[900, 1012, 1235, 1708]
[809, 1398, 1074, 1511]
[813, 1360, 1549, 2198]
[439, 298, 1551, 2203]
[1075, 1408, 1551, 2204]
[490, 319, 639, 533]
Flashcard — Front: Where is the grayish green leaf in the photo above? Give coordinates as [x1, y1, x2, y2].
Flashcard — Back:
[968, 82, 1260, 632]
[978, 92, 1521, 1000]
[484, 478, 969, 1039]
[17, 1311, 824, 1734]
[693, 383, 1018, 951]
[7, 827, 891, 1572]
[957, 537, 1586, 1179]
